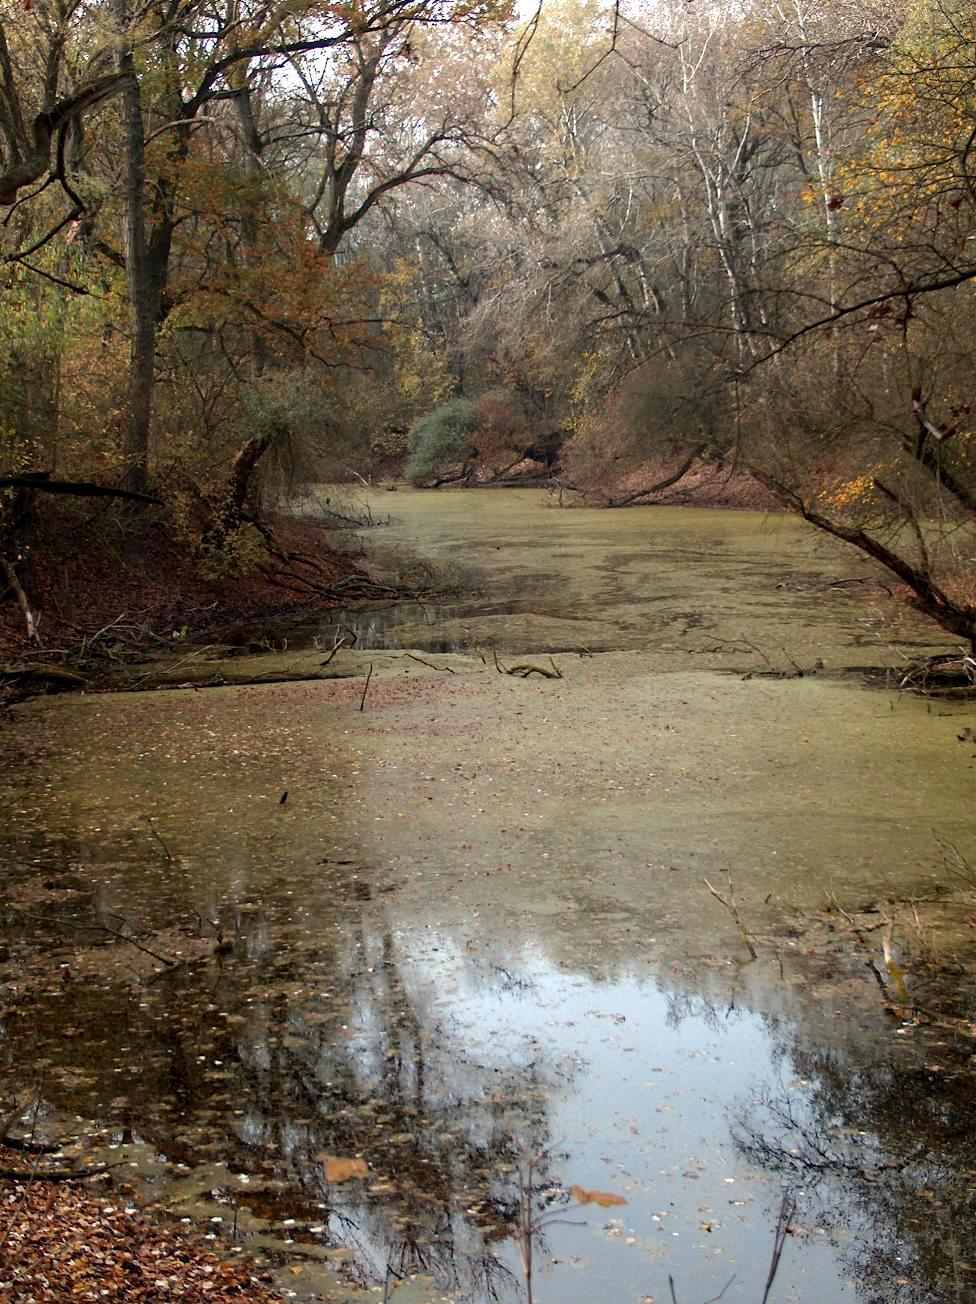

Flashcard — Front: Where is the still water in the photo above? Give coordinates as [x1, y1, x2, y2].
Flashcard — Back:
[1, 490, 973, 1302]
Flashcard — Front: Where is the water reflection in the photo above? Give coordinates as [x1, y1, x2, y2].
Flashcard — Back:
[0, 835, 909, 1302]
[736, 1036, 976, 1303]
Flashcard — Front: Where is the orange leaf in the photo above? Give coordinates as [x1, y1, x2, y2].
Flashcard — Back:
[569, 1185, 627, 1208]
[321, 1155, 369, 1183]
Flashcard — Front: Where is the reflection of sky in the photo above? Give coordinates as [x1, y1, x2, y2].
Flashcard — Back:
[346, 933, 856, 1303]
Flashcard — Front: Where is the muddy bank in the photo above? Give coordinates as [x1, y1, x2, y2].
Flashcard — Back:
[0, 494, 387, 665]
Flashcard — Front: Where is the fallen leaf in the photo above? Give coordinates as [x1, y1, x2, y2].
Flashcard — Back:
[321, 1155, 369, 1182]
[569, 1184, 627, 1208]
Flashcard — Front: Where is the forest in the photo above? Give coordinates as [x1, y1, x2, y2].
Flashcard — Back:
[1, 0, 975, 651]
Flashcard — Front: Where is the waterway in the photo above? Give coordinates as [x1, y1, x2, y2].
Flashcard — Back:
[0, 489, 973, 1303]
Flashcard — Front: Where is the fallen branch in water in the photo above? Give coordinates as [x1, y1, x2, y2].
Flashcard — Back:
[319, 630, 349, 666]
[144, 815, 174, 864]
[6, 906, 178, 968]
[825, 893, 891, 1002]
[0, 661, 87, 687]
[0, 1162, 114, 1182]
[703, 872, 758, 961]
[507, 660, 563, 679]
[602, 444, 707, 508]
[0, 1098, 56, 1157]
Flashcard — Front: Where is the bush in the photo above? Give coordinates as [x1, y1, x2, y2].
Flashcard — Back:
[406, 398, 478, 484]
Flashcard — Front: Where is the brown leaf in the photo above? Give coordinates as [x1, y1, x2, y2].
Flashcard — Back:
[569, 1184, 627, 1208]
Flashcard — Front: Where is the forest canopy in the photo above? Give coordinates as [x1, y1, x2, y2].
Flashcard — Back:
[1, 0, 974, 646]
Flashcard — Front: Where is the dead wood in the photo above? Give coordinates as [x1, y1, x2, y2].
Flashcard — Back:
[359, 661, 373, 710]
[0, 477, 161, 505]
[0, 661, 88, 686]
[0, 560, 40, 643]
[0, 1163, 113, 1182]
[393, 653, 456, 673]
[492, 646, 563, 678]
[603, 444, 707, 508]
[7, 906, 178, 967]
[703, 873, 758, 961]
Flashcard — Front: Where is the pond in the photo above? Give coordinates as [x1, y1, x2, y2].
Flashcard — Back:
[1, 489, 973, 1303]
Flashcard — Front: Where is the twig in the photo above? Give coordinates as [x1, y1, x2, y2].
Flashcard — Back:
[703, 1275, 736, 1304]
[319, 633, 348, 666]
[462, 627, 487, 664]
[0, 1162, 115, 1182]
[738, 634, 773, 667]
[359, 662, 374, 711]
[825, 893, 890, 1000]
[144, 816, 174, 863]
[760, 1194, 795, 1304]
[7, 906, 177, 967]
[703, 873, 758, 960]
[78, 613, 128, 656]
[128, 646, 217, 687]
[934, 834, 976, 891]
[395, 652, 455, 673]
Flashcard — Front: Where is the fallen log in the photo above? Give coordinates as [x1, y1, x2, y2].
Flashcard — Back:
[0, 662, 88, 687]
[0, 476, 161, 504]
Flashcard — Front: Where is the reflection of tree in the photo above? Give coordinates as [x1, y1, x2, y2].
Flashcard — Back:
[664, 990, 724, 1033]
[734, 1042, 976, 1304]
[0, 894, 570, 1302]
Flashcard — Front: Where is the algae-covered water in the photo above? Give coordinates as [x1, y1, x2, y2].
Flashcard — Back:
[1, 490, 973, 1303]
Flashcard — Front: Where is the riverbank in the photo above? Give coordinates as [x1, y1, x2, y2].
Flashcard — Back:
[0, 505, 364, 657]
[0, 469, 772, 662]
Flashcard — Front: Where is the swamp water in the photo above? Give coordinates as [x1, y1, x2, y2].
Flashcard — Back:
[1, 490, 974, 1303]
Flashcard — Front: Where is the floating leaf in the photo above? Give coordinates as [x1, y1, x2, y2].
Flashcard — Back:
[321, 1155, 369, 1183]
[569, 1184, 627, 1208]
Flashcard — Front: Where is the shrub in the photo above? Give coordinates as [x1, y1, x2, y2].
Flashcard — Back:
[406, 398, 478, 484]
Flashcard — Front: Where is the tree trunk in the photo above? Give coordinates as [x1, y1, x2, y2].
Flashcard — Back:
[751, 466, 976, 652]
[200, 429, 277, 556]
[116, 38, 154, 495]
